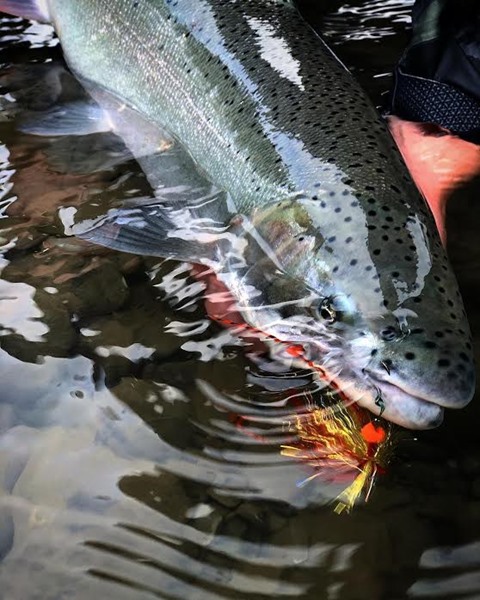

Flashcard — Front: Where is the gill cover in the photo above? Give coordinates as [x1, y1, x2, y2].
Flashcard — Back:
[0, 0, 50, 22]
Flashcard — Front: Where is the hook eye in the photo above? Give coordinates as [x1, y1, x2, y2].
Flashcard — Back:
[380, 326, 399, 342]
[318, 297, 337, 324]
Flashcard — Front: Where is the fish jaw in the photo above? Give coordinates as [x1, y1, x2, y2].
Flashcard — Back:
[304, 353, 445, 430]
[353, 329, 475, 428]
[296, 314, 475, 430]
[299, 355, 447, 430]
[355, 378, 445, 430]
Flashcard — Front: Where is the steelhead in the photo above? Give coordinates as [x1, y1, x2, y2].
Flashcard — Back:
[1, 0, 475, 429]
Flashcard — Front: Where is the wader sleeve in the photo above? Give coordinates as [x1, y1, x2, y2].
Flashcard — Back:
[391, 0, 480, 141]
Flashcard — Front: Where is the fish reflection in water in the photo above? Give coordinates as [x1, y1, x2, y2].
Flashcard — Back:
[0, 3, 479, 600]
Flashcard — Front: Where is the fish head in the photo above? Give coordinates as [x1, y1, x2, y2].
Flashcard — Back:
[353, 285, 476, 430]
[227, 198, 475, 430]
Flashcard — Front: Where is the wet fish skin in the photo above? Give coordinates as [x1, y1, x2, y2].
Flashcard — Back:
[4, 0, 475, 428]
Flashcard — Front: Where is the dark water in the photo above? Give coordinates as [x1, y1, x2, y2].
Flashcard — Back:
[0, 2, 480, 599]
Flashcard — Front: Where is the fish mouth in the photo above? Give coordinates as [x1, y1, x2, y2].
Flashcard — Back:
[358, 374, 444, 430]
[270, 343, 445, 429]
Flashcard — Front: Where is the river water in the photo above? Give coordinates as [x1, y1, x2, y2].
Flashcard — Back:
[0, 2, 480, 599]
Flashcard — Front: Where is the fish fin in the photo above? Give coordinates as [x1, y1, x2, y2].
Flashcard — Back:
[84, 85, 233, 221]
[71, 202, 222, 266]
[83, 85, 176, 161]
[0, 0, 50, 21]
[19, 101, 112, 137]
[45, 133, 133, 174]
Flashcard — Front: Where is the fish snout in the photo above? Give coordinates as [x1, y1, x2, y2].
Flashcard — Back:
[366, 338, 476, 413]
[356, 376, 445, 430]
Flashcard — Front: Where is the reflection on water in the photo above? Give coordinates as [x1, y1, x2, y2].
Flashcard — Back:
[0, 2, 479, 599]
[409, 542, 480, 598]
[323, 0, 414, 40]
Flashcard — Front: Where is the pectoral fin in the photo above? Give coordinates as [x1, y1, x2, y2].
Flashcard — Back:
[71, 200, 231, 267]
[24, 77, 240, 266]
[19, 101, 112, 137]
[18, 86, 176, 176]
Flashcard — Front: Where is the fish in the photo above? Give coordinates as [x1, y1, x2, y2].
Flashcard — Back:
[0, 0, 475, 430]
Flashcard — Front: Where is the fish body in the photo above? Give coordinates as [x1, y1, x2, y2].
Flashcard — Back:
[1, 0, 475, 428]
